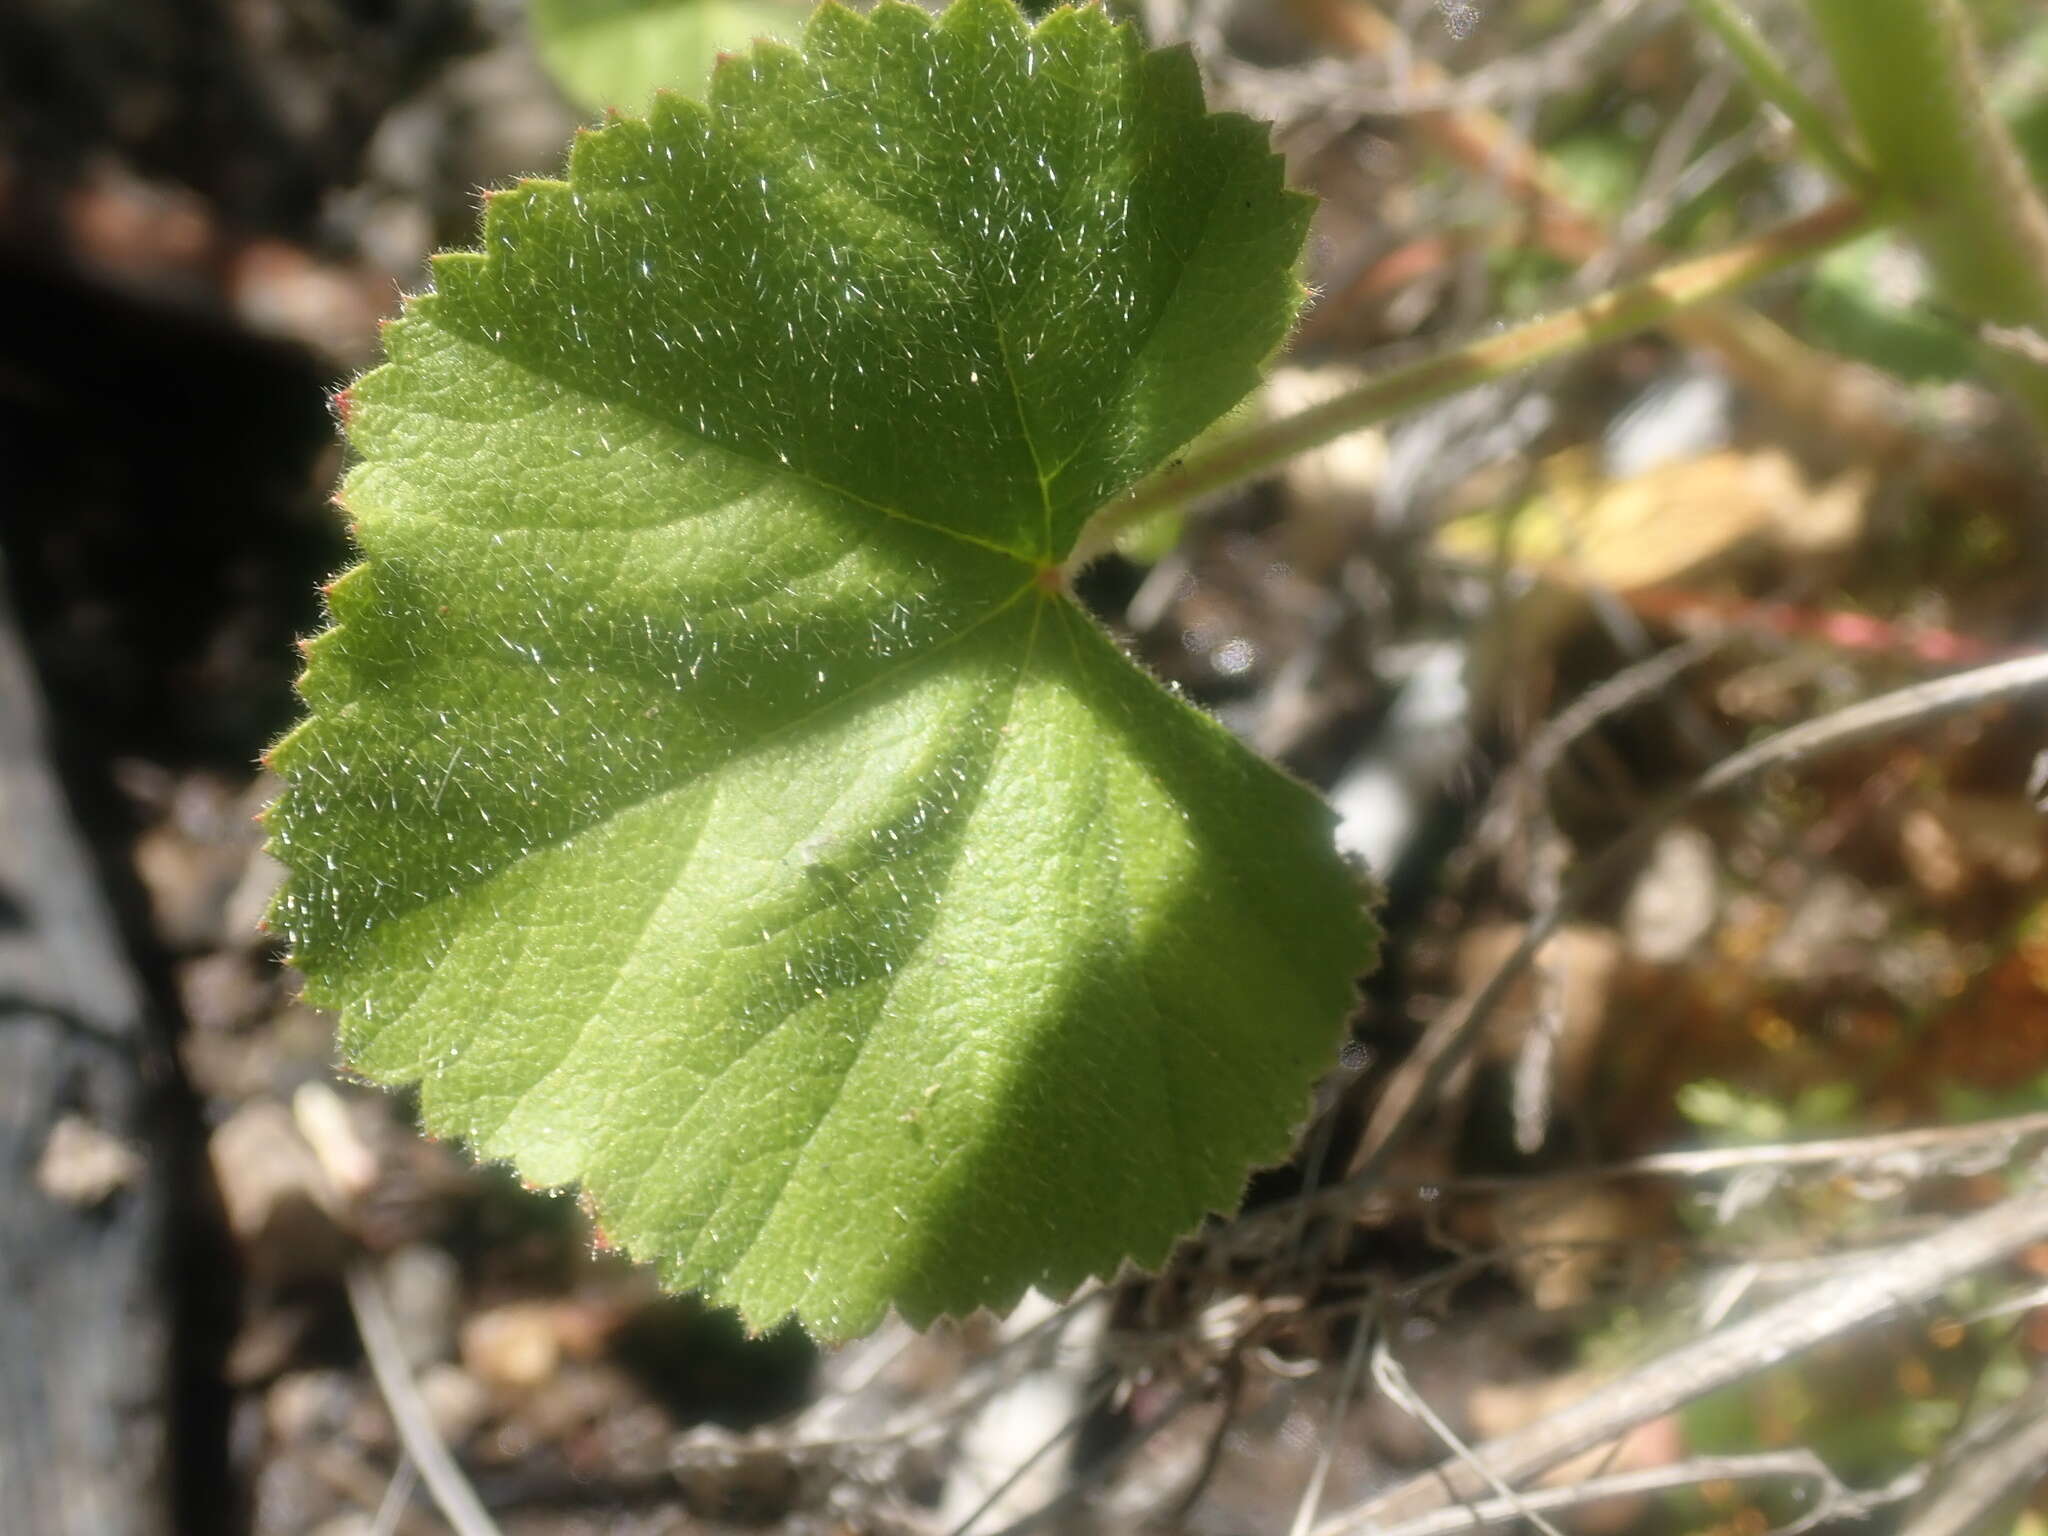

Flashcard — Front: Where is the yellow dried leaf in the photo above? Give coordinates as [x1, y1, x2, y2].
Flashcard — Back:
[1437, 448, 1865, 592]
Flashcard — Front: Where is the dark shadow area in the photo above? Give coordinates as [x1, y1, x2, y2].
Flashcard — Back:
[0, 233, 341, 1536]
[608, 1306, 817, 1430]
[0, 253, 342, 769]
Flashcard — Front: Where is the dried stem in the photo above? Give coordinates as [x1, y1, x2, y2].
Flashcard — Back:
[1084, 196, 1873, 554]
[1357, 1449, 1904, 1536]
[1443, 1107, 2048, 1191]
[1286, 1316, 1374, 1536]
[1322, 1181, 2048, 1534]
[1371, 1336, 1569, 1536]
[1899, 1369, 2048, 1536]
[344, 1261, 503, 1536]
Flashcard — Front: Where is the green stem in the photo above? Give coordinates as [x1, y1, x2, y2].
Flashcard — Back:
[1804, 0, 2048, 427]
[1682, 0, 1874, 192]
[1080, 196, 1877, 555]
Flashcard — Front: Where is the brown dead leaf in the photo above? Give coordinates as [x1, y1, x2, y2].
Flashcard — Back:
[1496, 1183, 1658, 1310]
[1437, 447, 1867, 593]
[1901, 797, 2046, 901]
[1463, 921, 1623, 1115]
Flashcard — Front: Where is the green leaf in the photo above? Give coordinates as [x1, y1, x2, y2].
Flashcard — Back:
[1803, 231, 1981, 384]
[270, 0, 1376, 1339]
[531, 0, 812, 109]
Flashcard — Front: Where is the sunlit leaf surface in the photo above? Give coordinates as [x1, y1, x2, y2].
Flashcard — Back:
[270, 0, 1376, 1337]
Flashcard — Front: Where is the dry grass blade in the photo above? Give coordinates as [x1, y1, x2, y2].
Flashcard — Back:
[1370, 1334, 1568, 1536]
[1899, 1370, 2048, 1536]
[1286, 1313, 1375, 1536]
[1442, 1107, 2048, 1190]
[1355, 1449, 1887, 1536]
[344, 1261, 504, 1536]
[1319, 1181, 2048, 1533]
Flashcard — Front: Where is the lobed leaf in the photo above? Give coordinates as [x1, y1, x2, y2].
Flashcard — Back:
[270, 0, 1376, 1338]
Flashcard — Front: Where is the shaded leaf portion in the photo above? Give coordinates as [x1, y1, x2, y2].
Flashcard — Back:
[531, 0, 809, 109]
[271, 0, 1374, 1337]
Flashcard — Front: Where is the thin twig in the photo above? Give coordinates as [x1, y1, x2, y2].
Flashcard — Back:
[1900, 1369, 2048, 1536]
[1442, 637, 1721, 1155]
[1371, 1334, 1569, 1536]
[974, 1374, 1213, 1536]
[1460, 635, 1721, 872]
[1283, 0, 1611, 243]
[1698, 651, 2048, 796]
[1318, 1180, 2048, 1534]
[344, 1261, 504, 1536]
[1244, 0, 1661, 121]
[724, 1288, 1110, 1464]
[369, 1457, 421, 1536]
[1954, 1278, 2048, 1328]
[1357, 1448, 1898, 1536]
[1439, 1107, 2048, 1191]
[1288, 1316, 1376, 1536]
[944, 1372, 1119, 1536]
